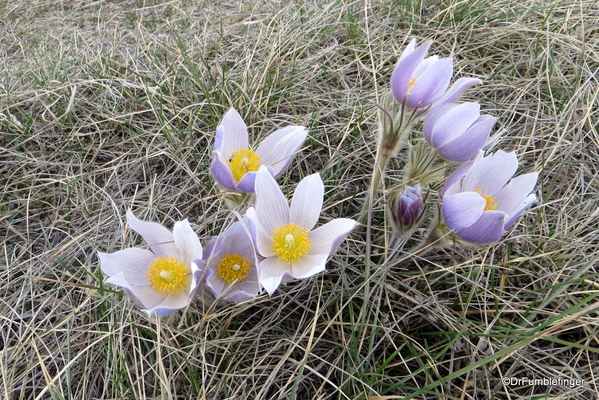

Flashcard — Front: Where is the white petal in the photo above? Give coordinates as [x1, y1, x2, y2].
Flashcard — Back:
[495, 172, 539, 218]
[462, 151, 518, 195]
[290, 173, 324, 230]
[259, 256, 290, 294]
[146, 293, 192, 316]
[173, 219, 203, 264]
[504, 193, 537, 228]
[126, 210, 176, 257]
[291, 253, 328, 279]
[308, 218, 356, 255]
[99, 248, 155, 285]
[218, 108, 250, 158]
[247, 207, 276, 258]
[108, 275, 167, 310]
[254, 166, 290, 234]
[256, 126, 308, 176]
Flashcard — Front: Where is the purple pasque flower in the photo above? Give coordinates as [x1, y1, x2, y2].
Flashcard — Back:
[442, 150, 538, 244]
[210, 107, 308, 193]
[390, 39, 481, 110]
[391, 185, 425, 234]
[247, 166, 356, 294]
[203, 218, 261, 303]
[98, 210, 204, 316]
[423, 102, 496, 162]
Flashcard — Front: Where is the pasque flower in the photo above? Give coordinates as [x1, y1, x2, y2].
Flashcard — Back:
[442, 150, 538, 244]
[390, 39, 481, 110]
[247, 166, 356, 294]
[423, 102, 496, 162]
[98, 210, 203, 316]
[210, 107, 308, 193]
[390, 185, 425, 235]
[203, 218, 261, 303]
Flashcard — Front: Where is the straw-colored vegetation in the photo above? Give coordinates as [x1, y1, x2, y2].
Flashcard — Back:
[1, 0, 598, 399]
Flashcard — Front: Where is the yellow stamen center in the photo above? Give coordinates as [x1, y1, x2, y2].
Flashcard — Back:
[227, 149, 262, 183]
[145, 256, 189, 295]
[408, 77, 417, 91]
[217, 253, 251, 284]
[271, 223, 311, 263]
[475, 188, 499, 211]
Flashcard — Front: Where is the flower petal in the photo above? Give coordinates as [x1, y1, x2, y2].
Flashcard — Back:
[126, 210, 177, 257]
[391, 41, 432, 103]
[429, 102, 480, 148]
[246, 206, 275, 258]
[397, 38, 417, 64]
[173, 219, 203, 264]
[217, 108, 249, 158]
[256, 126, 308, 176]
[308, 218, 356, 256]
[218, 219, 258, 258]
[442, 154, 479, 195]
[224, 266, 261, 302]
[235, 169, 259, 193]
[224, 290, 259, 303]
[291, 253, 328, 279]
[259, 256, 289, 294]
[442, 192, 486, 230]
[504, 193, 537, 229]
[406, 57, 453, 108]
[437, 114, 496, 162]
[210, 150, 237, 191]
[454, 210, 506, 244]
[290, 173, 324, 230]
[254, 166, 290, 234]
[494, 172, 539, 218]
[434, 77, 482, 106]
[99, 248, 155, 285]
[146, 294, 192, 317]
[423, 103, 453, 144]
[461, 150, 519, 195]
[106, 273, 167, 311]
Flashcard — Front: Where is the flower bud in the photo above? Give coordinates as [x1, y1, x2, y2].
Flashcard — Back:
[390, 185, 425, 235]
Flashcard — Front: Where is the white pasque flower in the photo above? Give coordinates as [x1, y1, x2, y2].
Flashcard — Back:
[210, 107, 308, 193]
[247, 166, 356, 294]
[203, 217, 262, 303]
[98, 210, 203, 316]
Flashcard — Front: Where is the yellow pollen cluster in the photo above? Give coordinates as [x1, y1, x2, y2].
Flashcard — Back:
[227, 149, 262, 183]
[407, 77, 417, 91]
[217, 253, 251, 284]
[475, 188, 499, 211]
[145, 256, 189, 296]
[271, 223, 311, 263]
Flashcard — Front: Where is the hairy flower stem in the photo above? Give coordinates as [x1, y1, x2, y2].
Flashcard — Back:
[358, 152, 390, 227]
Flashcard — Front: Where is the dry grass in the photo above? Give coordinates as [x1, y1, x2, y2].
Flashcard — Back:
[1, 0, 598, 399]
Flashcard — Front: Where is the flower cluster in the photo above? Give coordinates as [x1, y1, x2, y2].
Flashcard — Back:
[99, 108, 355, 316]
[379, 39, 538, 245]
[97, 38, 539, 317]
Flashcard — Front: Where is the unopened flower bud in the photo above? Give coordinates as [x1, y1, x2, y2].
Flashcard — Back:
[390, 185, 425, 235]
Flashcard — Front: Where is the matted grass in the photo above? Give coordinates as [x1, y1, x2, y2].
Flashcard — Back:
[1, 0, 598, 399]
